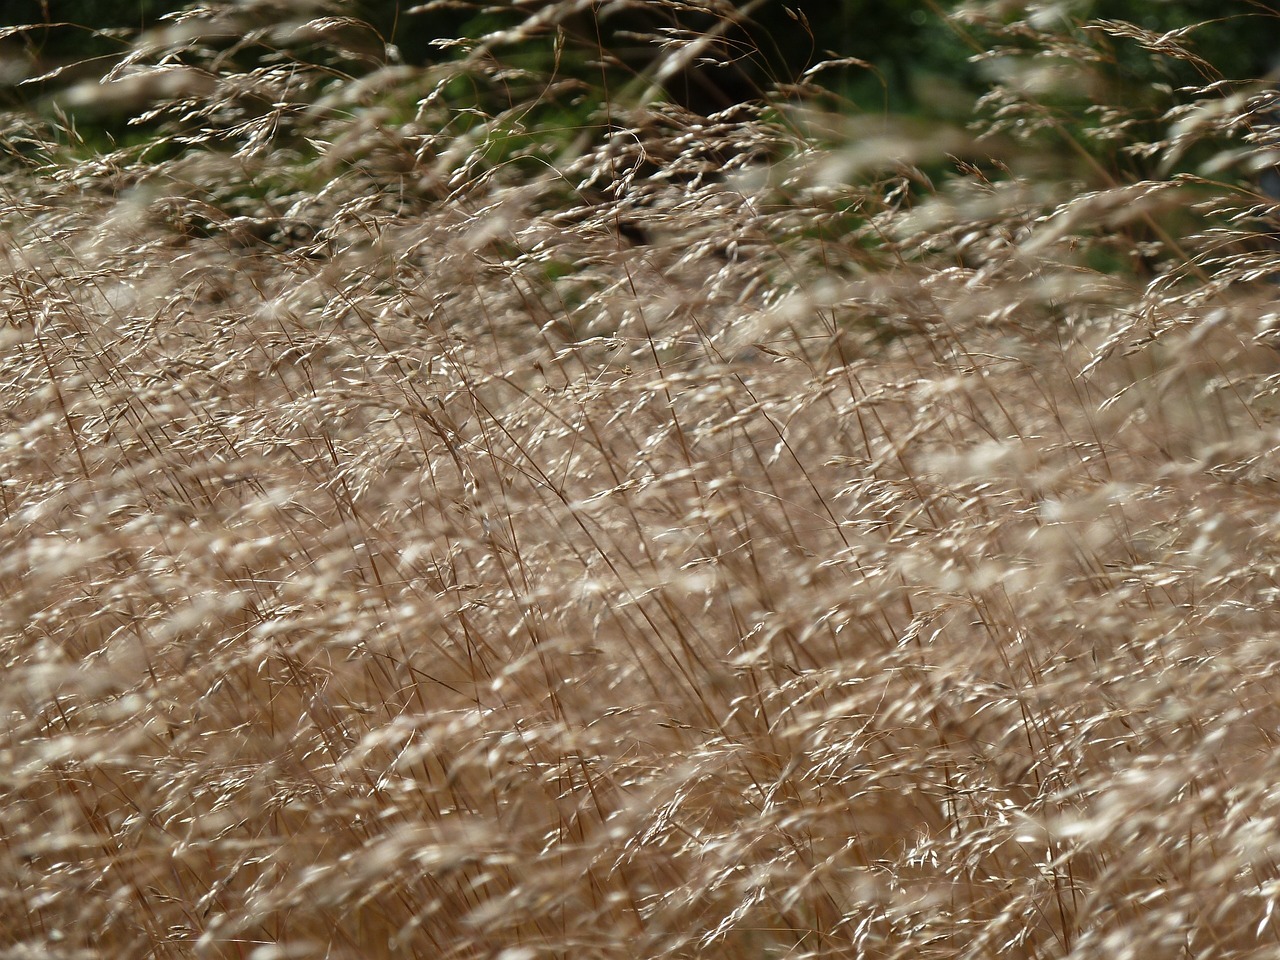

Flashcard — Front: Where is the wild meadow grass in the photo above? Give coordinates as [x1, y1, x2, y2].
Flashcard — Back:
[5, 2, 1280, 957]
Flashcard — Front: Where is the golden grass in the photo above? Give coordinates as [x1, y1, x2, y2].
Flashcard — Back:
[4, 2, 1280, 957]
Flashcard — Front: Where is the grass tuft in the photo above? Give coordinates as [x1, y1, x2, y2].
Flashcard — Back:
[4, 1, 1280, 957]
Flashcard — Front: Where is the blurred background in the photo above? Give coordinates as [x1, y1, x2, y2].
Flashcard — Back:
[3, 1, 1278, 117]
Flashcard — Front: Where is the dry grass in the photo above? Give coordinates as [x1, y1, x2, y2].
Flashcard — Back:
[5, 2, 1280, 958]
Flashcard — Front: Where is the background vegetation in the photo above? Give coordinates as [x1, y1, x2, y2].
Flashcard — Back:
[4, 1, 1280, 958]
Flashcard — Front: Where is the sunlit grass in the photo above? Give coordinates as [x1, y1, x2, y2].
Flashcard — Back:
[4, 2, 1280, 958]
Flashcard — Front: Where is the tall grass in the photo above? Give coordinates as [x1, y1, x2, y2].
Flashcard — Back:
[4, 1, 1280, 957]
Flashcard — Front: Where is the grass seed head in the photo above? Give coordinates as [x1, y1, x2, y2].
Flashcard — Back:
[4, 1, 1280, 958]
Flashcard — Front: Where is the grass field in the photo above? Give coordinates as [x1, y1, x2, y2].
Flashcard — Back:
[5, 2, 1280, 957]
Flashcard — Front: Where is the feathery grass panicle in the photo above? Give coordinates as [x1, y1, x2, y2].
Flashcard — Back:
[4, 1, 1280, 957]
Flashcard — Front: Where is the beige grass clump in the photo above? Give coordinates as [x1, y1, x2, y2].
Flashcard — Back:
[4, 2, 1280, 958]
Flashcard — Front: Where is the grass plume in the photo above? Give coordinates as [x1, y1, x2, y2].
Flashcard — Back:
[4, 2, 1280, 957]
